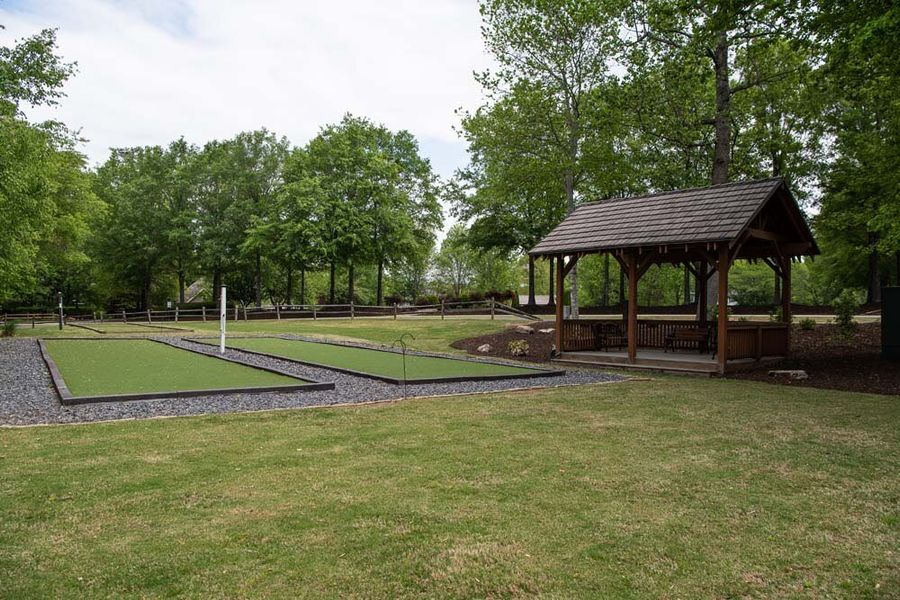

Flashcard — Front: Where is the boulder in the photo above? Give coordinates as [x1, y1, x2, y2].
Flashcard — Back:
[538, 328, 555, 334]
[512, 325, 534, 334]
[476, 343, 492, 353]
[768, 369, 808, 380]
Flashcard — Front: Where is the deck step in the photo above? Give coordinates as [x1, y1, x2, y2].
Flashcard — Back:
[552, 354, 717, 375]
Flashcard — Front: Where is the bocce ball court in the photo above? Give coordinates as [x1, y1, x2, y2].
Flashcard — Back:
[191, 336, 563, 384]
[39, 338, 331, 405]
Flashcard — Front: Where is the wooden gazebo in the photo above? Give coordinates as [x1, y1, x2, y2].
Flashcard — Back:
[529, 178, 819, 374]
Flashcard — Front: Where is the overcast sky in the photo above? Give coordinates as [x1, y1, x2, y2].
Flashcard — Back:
[2, 0, 490, 192]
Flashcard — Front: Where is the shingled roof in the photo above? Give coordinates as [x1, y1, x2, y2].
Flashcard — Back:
[530, 177, 817, 257]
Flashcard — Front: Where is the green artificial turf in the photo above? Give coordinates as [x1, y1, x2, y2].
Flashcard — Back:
[1, 379, 897, 598]
[202, 337, 540, 380]
[42, 339, 304, 397]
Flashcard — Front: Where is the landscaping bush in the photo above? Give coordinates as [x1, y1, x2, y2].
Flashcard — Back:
[507, 339, 529, 356]
[798, 317, 816, 331]
[832, 288, 862, 336]
[2, 319, 17, 337]
[414, 295, 440, 306]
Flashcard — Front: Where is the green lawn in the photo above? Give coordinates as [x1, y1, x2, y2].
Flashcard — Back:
[187, 317, 513, 353]
[1, 379, 897, 598]
[43, 339, 303, 396]
[197, 337, 540, 380]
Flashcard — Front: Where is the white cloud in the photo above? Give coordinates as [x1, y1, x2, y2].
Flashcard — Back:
[1, 0, 489, 182]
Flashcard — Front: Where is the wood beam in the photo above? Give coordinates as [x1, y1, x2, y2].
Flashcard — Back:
[748, 228, 789, 242]
[561, 254, 580, 279]
[717, 244, 730, 374]
[781, 255, 792, 356]
[626, 253, 638, 363]
[555, 256, 564, 353]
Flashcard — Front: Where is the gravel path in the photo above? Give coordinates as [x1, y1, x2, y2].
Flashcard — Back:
[0, 338, 625, 426]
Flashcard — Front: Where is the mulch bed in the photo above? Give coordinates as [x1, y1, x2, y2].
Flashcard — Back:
[452, 320, 899, 396]
[728, 322, 899, 396]
[450, 321, 558, 363]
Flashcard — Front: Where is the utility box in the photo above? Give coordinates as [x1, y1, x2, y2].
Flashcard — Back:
[883, 287, 900, 360]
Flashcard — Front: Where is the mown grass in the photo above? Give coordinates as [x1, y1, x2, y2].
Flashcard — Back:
[186, 317, 513, 353]
[1, 379, 897, 598]
[195, 337, 537, 380]
[43, 339, 303, 396]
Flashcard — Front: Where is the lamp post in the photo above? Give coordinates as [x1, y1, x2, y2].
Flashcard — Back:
[219, 286, 227, 354]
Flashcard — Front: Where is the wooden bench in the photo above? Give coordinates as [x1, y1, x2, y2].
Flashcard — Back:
[664, 327, 710, 354]
[592, 322, 626, 351]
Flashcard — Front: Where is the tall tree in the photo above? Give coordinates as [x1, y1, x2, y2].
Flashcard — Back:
[476, 0, 622, 317]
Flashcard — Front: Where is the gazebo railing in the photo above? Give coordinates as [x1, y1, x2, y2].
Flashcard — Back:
[561, 318, 789, 359]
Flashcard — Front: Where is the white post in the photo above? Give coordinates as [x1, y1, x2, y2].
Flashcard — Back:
[219, 286, 227, 354]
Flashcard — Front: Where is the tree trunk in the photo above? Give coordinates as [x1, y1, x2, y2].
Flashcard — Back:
[564, 171, 579, 318]
[376, 257, 384, 306]
[868, 232, 882, 304]
[707, 32, 732, 309]
[602, 254, 610, 307]
[255, 250, 262, 308]
[773, 271, 781, 305]
[329, 261, 336, 304]
[347, 262, 355, 304]
[178, 271, 186, 305]
[618, 267, 625, 307]
[300, 268, 306, 305]
[527, 255, 536, 305]
[547, 257, 555, 305]
[285, 268, 293, 305]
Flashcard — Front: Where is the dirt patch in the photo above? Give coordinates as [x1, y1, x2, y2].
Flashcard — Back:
[450, 321, 557, 362]
[452, 320, 898, 396]
[728, 322, 898, 396]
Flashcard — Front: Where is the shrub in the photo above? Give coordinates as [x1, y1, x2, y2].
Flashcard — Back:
[507, 339, 529, 357]
[832, 288, 862, 336]
[798, 317, 816, 331]
[2, 319, 17, 337]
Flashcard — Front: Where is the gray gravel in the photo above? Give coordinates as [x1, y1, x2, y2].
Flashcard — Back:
[0, 337, 625, 426]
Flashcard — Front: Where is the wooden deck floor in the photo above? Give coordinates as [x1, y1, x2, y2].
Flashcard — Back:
[553, 349, 783, 375]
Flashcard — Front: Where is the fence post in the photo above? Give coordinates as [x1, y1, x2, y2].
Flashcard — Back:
[393, 303, 398, 320]
[122, 310, 127, 323]
[312, 304, 317, 320]
[491, 299, 495, 320]
[441, 299, 445, 320]
[276, 304, 281, 320]
[147, 309, 151, 323]
[32, 316, 35, 329]
[202, 306, 206, 322]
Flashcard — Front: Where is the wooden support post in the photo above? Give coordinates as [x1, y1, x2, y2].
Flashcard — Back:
[717, 245, 731, 374]
[697, 260, 708, 323]
[781, 256, 792, 356]
[626, 253, 638, 363]
[32, 316, 35, 329]
[555, 256, 564, 353]
[202, 306, 206, 322]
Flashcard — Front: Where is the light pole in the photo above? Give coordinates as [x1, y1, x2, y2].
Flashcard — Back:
[57, 291, 63, 331]
[219, 286, 227, 354]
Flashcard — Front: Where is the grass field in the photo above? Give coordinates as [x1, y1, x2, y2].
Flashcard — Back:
[186, 317, 513, 353]
[43, 339, 303, 396]
[1, 379, 897, 598]
[196, 337, 540, 380]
